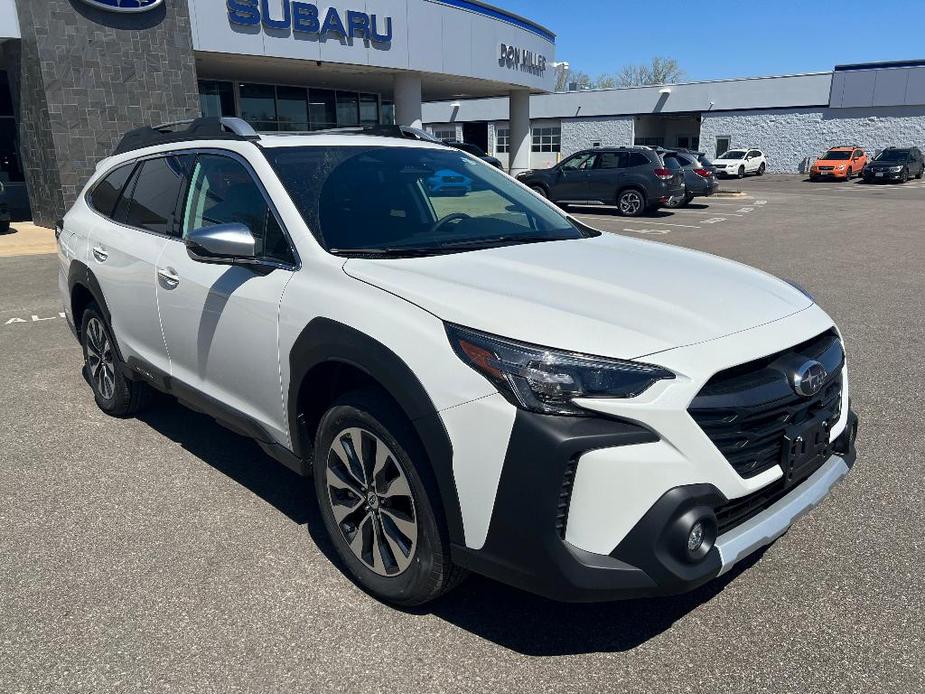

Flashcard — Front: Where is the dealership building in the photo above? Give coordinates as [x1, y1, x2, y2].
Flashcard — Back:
[1, 1, 925, 227]
[423, 59, 925, 173]
[0, 0, 556, 226]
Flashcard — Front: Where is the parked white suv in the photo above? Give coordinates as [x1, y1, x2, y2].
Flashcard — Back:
[713, 148, 767, 178]
[58, 118, 857, 606]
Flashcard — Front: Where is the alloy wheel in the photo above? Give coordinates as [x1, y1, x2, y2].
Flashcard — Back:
[618, 190, 643, 215]
[325, 427, 418, 576]
[85, 317, 115, 400]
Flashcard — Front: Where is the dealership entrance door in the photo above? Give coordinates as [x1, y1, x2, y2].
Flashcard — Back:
[633, 113, 702, 150]
[463, 122, 489, 153]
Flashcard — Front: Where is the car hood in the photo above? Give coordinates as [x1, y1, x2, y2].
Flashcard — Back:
[342, 233, 813, 360]
[712, 158, 747, 165]
[814, 159, 851, 165]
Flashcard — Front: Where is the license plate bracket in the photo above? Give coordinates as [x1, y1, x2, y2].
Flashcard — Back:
[781, 415, 833, 488]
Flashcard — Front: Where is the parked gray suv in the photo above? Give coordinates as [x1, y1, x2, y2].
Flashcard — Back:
[515, 147, 685, 217]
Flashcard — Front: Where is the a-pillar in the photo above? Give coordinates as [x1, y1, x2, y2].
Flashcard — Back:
[508, 89, 531, 175]
[393, 73, 423, 128]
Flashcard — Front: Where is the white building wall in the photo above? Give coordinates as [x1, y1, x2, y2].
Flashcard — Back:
[701, 106, 925, 172]
[560, 116, 634, 156]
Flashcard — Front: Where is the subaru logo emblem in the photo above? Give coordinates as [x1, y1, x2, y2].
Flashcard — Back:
[79, 0, 163, 13]
[792, 360, 828, 397]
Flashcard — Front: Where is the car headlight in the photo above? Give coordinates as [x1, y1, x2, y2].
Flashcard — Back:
[446, 324, 675, 416]
[891, 166, 903, 172]
[836, 165, 846, 170]
[516, 170, 534, 179]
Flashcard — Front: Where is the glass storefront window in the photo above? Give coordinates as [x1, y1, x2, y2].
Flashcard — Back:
[276, 86, 309, 131]
[380, 100, 394, 126]
[308, 89, 336, 130]
[359, 93, 379, 125]
[336, 91, 359, 127]
[0, 119, 24, 183]
[0, 72, 13, 117]
[239, 83, 278, 131]
[198, 80, 235, 118]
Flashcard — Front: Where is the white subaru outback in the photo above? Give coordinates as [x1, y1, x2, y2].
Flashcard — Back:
[57, 118, 858, 606]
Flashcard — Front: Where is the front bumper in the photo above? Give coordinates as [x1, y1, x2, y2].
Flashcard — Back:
[863, 170, 904, 182]
[452, 409, 858, 602]
[811, 170, 849, 179]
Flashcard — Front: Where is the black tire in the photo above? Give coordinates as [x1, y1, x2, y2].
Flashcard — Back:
[530, 185, 547, 198]
[900, 168, 909, 183]
[916, 167, 923, 179]
[757, 162, 766, 176]
[845, 167, 853, 180]
[616, 188, 646, 217]
[80, 303, 151, 417]
[737, 165, 745, 179]
[313, 390, 466, 606]
[0, 220, 9, 233]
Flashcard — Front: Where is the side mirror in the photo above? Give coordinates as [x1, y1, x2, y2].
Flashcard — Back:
[185, 223, 257, 264]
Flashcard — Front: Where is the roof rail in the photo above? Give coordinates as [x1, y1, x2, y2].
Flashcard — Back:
[112, 116, 260, 156]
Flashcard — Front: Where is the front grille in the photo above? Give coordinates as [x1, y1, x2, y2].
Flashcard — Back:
[689, 330, 844, 479]
[819, 166, 834, 171]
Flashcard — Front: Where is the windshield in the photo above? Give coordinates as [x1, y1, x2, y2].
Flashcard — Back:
[720, 150, 746, 159]
[821, 150, 852, 160]
[874, 150, 910, 162]
[265, 145, 592, 256]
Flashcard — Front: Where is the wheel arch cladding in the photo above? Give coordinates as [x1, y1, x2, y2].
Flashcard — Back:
[68, 261, 124, 360]
[288, 317, 465, 544]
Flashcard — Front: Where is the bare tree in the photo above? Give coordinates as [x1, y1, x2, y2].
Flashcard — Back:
[565, 71, 593, 91]
[553, 63, 571, 92]
[616, 57, 685, 87]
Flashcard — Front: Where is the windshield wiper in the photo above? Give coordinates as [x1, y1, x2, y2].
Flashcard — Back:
[435, 235, 571, 250]
[329, 247, 440, 257]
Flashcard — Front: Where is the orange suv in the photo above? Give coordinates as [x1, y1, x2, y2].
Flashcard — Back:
[810, 146, 867, 180]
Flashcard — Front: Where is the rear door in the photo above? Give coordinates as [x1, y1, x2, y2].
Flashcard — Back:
[154, 151, 297, 444]
[86, 154, 190, 375]
[585, 151, 625, 203]
[747, 150, 762, 173]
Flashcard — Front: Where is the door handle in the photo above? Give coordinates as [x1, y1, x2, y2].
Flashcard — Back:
[157, 267, 180, 288]
[91, 246, 109, 262]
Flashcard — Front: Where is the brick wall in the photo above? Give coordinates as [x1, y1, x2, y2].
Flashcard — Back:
[701, 106, 925, 173]
[6, 0, 200, 226]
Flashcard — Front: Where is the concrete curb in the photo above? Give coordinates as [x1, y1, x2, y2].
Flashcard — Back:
[713, 190, 747, 198]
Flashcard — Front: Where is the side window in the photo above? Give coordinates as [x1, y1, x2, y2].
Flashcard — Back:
[182, 154, 294, 264]
[560, 152, 596, 170]
[748, 150, 760, 158]
[122, 155, 191, 234]
[595, 152, 624, 169]
[626, 153, 651, 167]
[90, 163, 135, 218]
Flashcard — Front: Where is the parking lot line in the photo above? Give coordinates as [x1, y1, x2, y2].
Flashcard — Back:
[574, 215, 701, 229]
[669, 209, 745, 217]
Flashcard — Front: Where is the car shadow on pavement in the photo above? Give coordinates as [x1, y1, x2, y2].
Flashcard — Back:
[137, 395, 767, 656]
[421, 549, 764, 656]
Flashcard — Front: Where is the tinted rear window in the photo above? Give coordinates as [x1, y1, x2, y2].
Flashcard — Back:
[626, 153, 651, 167]
[90, 163, 135, 217]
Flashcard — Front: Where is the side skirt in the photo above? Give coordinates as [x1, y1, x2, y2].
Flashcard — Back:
[123, 356, 307, 476]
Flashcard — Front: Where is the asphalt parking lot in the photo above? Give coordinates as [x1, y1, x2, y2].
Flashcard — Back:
[2, 175, 924, 693]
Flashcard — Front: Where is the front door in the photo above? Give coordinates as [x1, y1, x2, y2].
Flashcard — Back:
[155, 152, 297, 443]
[549, 152, 598, 202]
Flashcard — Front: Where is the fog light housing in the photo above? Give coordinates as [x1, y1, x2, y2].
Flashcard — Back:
[687, 521, 705, 553]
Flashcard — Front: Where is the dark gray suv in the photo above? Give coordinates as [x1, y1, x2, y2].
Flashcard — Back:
[515, 147, 685, 217]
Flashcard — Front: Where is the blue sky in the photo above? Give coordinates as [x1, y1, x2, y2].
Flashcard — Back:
[500, 0, 924, 81]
